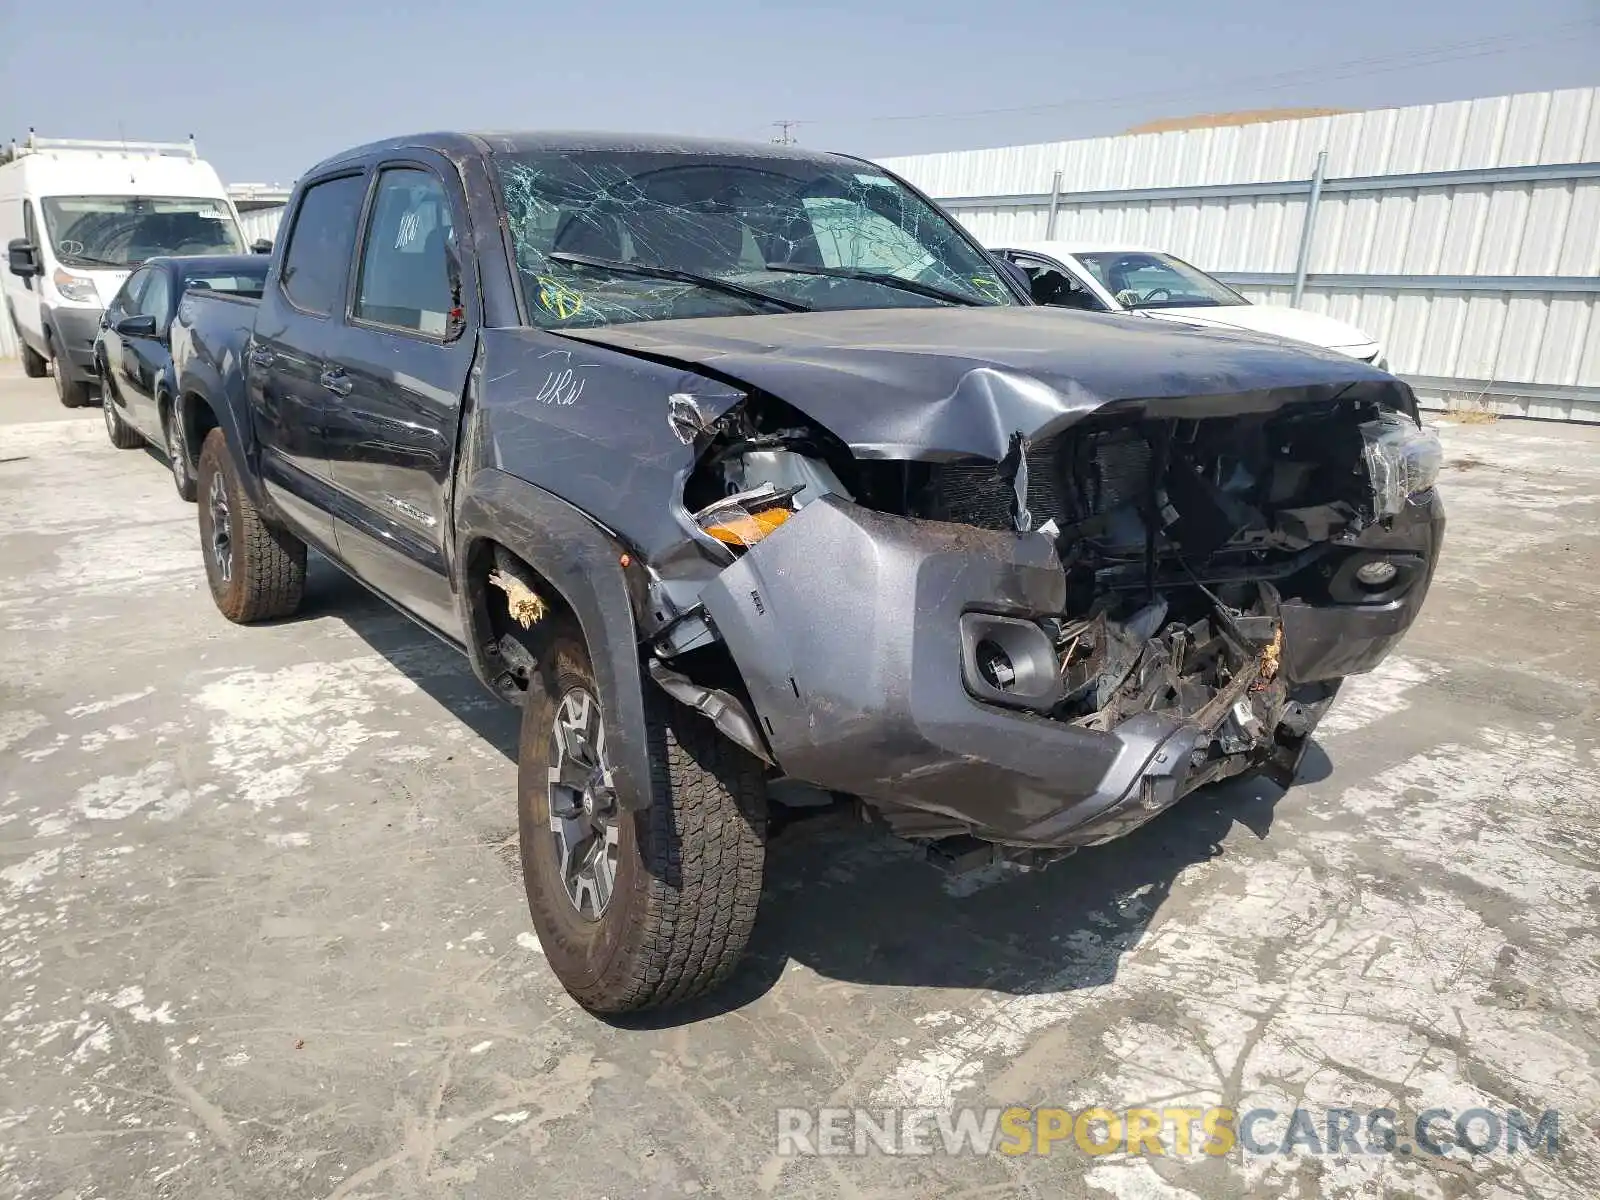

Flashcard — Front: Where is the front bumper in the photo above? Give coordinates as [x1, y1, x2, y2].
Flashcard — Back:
[700, 493, 1443, 848]
[45, 305, 105, 381]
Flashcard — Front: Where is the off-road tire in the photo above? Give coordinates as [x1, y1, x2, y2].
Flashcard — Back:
[518, 633, 767, 1014]
[100, 372, 144, 449]
[49, 333, 92, 408]
[21, 342, 47, 379]
[196, 428, 306, 622]
[163, 402, 197, 501]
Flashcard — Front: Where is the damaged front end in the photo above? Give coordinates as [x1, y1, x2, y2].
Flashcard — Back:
[640, 379, 1442, 852]
[477, 310, 1443, 853]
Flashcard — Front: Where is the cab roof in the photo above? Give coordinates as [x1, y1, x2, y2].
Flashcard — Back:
[305, 130, 876, 177]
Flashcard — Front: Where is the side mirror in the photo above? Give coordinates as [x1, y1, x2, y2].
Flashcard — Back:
[7, 239, 40, 278]
[115, 314, 159, 337]
[250, 238, 273, 255]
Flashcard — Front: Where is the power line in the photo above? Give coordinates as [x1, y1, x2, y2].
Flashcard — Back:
[771, 120, 801, 145]
[792, 20, 1598, 130]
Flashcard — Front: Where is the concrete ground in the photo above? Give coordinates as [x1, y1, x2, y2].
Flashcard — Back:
[1, 362, 1597, 1200]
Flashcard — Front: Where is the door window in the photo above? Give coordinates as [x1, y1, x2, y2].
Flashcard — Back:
[138, 270, 172, 326]
[353, 167, 456, 336]
[279, 173, 368, 316]
[1012, 254, 1103, 311]
[113, 267, 150, 320]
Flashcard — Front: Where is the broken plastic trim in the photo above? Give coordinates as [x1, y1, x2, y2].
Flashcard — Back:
[647, 658, 774, 764]
[488, 568, 548, 628]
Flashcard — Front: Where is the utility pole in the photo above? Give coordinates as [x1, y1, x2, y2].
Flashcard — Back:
[770, 120, 800, 145]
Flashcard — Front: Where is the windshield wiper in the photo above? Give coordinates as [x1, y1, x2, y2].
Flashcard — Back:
[59, 253, 126, 269]
[546, 252, 809, 313]
[762, 262, 985, 306]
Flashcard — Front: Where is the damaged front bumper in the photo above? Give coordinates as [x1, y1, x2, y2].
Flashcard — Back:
[697, 493, 1443, 849]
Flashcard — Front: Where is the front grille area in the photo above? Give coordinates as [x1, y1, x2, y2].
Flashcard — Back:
[925, 437, 1063, 530]
[1075, 429, 1151, 518]
[925, 429, 1153, 532]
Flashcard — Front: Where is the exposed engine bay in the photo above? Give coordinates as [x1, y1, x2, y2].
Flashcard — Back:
[672, 393, 1439, 784]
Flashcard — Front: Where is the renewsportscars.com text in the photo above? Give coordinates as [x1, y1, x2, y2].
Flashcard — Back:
[775, 1105, 1562, 1159]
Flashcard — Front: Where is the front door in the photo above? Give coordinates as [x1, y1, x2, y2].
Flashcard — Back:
[100, 267, 148, 422]
[320, 161, 474, 639]
[1004, 252, 1107, 312]
[116, 266, 171, 438]
[12, 201, 45, 349]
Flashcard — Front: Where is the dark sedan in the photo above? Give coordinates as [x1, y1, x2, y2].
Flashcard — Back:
[95, 255, 268, 498]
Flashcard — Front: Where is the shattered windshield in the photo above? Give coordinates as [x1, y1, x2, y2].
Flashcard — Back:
[1073, 251, 1249, 310]
[492, 148, 1018, 328]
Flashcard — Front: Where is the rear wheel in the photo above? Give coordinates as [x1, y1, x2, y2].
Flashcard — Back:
[163, 403, 196, 501]
[21, 342, 47, 379]
[49, 333, 92, 408]
[100, 371, 143, 450]
[518, 632, 767, 1014]
[196, 428, 306, 622]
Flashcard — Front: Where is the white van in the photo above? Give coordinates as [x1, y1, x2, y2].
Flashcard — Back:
[1, 134, 248, 406]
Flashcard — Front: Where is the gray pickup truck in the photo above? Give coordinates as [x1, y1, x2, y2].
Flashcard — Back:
[170, 131, 1444, 1014]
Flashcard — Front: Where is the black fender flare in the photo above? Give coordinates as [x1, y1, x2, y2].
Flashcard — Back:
[454, 468, 656, 812]
[175, 368, 272, 512]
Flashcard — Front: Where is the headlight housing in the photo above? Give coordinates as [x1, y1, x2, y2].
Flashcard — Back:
[52, 269, 99, 304]
[1359, 411, 1442, 516]
[693, 483, 800, 548]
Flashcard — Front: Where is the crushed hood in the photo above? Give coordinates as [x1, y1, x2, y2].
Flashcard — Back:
[558, 306, 1409, 461]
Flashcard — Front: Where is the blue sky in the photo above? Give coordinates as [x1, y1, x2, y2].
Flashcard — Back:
[3, 0, 1596, 184]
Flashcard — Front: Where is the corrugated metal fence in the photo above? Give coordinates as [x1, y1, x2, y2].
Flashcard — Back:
[880, 86, 1600, 422]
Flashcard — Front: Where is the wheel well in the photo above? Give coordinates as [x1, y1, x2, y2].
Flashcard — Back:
[181, 392, 219, 460]
[467, 539, 580, 702]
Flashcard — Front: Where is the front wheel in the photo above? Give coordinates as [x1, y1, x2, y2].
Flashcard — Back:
[49, 334, 92, 408]
[518, 633, 767, 1014]
[163, 404, 196, 501]
[101, 372, 143, 450]
[21, 342, 47, 379]
[195, 428, 306, 622]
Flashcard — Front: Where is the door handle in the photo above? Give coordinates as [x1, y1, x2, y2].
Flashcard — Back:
[319, 367, 353, 397]
[247, 346, 274, 368]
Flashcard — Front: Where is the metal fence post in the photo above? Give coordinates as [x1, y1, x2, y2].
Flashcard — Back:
[1291, 150, 1328, 307]
[1044, 169, 1063, 238]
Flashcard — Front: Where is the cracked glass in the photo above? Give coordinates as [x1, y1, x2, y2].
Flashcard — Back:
[491, 149, 1018, 328]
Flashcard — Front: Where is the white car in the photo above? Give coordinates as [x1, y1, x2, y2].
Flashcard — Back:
[990, 240, 1386, 368]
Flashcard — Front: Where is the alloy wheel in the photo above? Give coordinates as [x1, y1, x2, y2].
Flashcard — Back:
[207, 471, 233, 583]
[167, 418, 189, 490]
[546, 686, 620, 920]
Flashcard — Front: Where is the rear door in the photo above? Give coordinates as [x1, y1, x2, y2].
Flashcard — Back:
[248, 170, 370, 548]
[319, 158, 475, 639]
